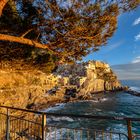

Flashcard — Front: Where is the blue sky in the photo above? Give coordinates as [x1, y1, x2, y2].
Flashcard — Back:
[84, 6, 140, 66]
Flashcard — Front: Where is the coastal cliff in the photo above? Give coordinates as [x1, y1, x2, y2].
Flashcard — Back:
[0, 60, 122, 109]
[56, 61, 121, 93]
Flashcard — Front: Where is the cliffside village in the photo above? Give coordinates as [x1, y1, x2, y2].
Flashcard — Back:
[44, 61, 122, 95]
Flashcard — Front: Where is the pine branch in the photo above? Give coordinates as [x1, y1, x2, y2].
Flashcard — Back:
[0, 33, 53, 53]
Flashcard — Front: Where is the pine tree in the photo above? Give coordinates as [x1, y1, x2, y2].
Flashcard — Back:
[0, 0, 140, 65]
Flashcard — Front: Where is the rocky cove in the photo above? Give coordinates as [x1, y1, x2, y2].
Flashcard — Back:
[0, 60, 136, 139]
[0, 60, 123, 110]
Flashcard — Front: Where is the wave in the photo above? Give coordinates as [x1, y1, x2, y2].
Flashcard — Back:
[47, 116, 74, 122]
[46, 126, 128, 140]
[129, 86, 140, 92]
[44, 103, 66, 112]
[100, 98, 108, 102]
[46, 128, 85, 140]
[77, 98, 109, 103]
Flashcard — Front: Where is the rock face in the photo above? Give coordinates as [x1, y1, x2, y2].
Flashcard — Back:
[0, 69, 64, 109]
[55, 60, 121, 93]
[0, 60, 121, 110]
[80, 79, 105, 94]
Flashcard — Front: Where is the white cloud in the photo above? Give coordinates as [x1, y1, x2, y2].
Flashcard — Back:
[102, 41, 124, 53]
[132, 56, 140, 63]
[108, 41, 123, 51]
[112, 62, 140, 80]
[93, 41, 124, 58]
[135, 33, 140, 41]
[133, 17, 140, 26]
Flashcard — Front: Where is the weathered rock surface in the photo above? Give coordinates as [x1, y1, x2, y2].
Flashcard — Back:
[0, 69, 64, 110]
[80, 79, 105, 94]
[0, 60, 122, 110]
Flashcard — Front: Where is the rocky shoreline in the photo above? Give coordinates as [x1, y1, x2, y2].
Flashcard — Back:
[33, 86, 126, 111]
[125, 87, 140, 97]
[39, 85, 140, 115]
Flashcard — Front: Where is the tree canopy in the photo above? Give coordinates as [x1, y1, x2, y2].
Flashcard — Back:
[0, 0, 140, 70]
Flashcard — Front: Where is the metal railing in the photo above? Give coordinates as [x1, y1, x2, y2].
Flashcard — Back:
[45, 125, 129, 140]
[0, 106, 140, 140]
[0, 106, 45, 140]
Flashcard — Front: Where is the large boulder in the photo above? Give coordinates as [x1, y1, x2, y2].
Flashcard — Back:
[80, 79, 104, 94]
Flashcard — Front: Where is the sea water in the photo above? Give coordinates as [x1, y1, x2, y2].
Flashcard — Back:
[45, 80, 140, 139]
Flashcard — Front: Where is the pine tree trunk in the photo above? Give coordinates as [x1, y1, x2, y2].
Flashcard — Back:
[0, 0, 8, 16]
[0, 33, 52, 51]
